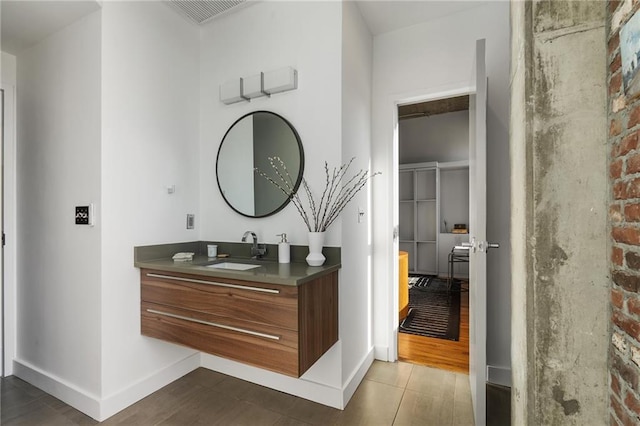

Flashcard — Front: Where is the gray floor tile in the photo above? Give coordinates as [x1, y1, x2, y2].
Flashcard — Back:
[393, 389, 454, 426]
[364, 360, 413, 388]
[0, 360, 485, 426]
[335, 379, 404, 426]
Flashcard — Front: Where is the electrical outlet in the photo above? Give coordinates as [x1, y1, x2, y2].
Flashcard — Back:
[75, 204, 93, 226]
[186, 214, 195, 229]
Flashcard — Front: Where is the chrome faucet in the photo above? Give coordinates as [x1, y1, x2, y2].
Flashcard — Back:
[241, 231, 267, 259]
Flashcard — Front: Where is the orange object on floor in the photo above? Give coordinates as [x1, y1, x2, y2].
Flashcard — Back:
[399, 251, 409, 321]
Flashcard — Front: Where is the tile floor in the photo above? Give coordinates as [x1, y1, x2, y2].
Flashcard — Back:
[1, 361, 475, 425]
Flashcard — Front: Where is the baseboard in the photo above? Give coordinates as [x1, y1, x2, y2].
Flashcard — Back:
[99, 352, 201, 421]
[373, 345, 389, 361]
[201, 353, 345, 408]
[14, 353, 201, 421]
[13, 358, 102, 419]
[341, 348, 374, 408]
[487, 365, 511, 387]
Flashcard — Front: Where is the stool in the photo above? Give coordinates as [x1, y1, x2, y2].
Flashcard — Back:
[448, 246, 469, 289]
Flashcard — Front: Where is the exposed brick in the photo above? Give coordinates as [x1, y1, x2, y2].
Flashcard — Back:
[633, 345, 640, 368]
[628, 251, 640, 269]
[611, 413, 621, 426]
[626, 204, 640, 222]
[614, 309, 640, 340]
[613, 286, 625, 308]
[613, 204, 624, 222]
[627, 178, 640, 198]
[615, 95, 628, 113]
[612, 394, 637, 426]
[610, 0, 622, 15]
[612, 158, 624, 178]
[623, 132, 639, 155]
[630, 105, 640, 129]
[613, 372, 622, 397]
[614, 331, 630, 353]
[624, 390, 640, 417]
[612, 118, 624, 137]
[613, 227, 640, 246]
[629, 154, 640, 175]
[614, 181, 629, 199]
[612, 53, 622, 74]
[613, 270, 640, 292]
[629, 297, 640, 316]
[610, 31, 621, 56]
[612, 72, 623, 96]
[614, 351, 640, 392]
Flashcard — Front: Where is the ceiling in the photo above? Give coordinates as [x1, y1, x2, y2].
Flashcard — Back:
[355, 0, 489, 36]
[1, 0, 101, 55]
[0, 1, 486, 56]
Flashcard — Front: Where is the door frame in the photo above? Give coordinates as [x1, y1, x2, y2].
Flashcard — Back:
[2, 83, 16, 377]
[386, 83, 474, 363]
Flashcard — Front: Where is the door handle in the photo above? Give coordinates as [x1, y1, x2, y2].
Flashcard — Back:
[487, 243, 500, 250]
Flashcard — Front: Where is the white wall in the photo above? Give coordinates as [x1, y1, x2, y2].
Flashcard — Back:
[340, 0, 374, 390]
[399, 110, 469, 164]
[100, 0, 200, 408]
[16, 10, 102, 395]
[2, 52, 17, 85]
[371, 2, 511, 379]
[199, 0, 342, 248]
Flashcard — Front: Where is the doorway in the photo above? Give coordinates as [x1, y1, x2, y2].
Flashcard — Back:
[395, 95, 471, 374]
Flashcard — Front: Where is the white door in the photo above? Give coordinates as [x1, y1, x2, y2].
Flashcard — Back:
[0, 88, 3, 376]
[468, 38, 490, 426]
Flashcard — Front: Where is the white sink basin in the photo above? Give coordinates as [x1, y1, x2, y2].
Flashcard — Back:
[206, 262, 261, 271]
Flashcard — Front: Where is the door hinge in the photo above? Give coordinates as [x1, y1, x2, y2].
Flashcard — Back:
[3, 233, 6, 246]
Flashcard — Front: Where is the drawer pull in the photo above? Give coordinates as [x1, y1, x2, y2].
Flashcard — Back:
[146, 273, 280, 294]
[146, 308, 281, 341]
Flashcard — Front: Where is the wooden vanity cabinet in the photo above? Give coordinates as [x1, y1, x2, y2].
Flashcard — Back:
[140, 268, 338, 377]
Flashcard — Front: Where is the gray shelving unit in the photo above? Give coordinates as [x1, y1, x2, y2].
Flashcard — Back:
[399, 160, 469, 276]
[399, 162, 438, 275]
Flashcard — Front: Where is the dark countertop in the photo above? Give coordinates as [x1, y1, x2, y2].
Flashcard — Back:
[134, 241, 341, 286]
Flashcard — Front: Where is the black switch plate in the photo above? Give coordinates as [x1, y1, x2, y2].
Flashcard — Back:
[75, 206, 90, 225]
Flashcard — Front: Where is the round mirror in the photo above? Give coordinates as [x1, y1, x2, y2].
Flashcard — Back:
[216, 111, 304, 218]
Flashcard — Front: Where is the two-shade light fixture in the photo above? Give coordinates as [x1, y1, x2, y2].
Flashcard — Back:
[220, 66, 298, 105]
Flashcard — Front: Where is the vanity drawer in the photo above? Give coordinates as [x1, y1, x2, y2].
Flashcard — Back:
[141, 270, 298, 331]
[142, 302, 299, 376]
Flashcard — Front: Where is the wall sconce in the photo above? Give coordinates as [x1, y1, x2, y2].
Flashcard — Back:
[263, 66, 297, 95]
[241, 73, 269, 100]
[219, 78, 247, 105]
[219, 66, 298, 105]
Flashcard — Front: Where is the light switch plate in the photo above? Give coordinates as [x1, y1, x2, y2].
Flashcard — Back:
[186, 214, 195, 229]
[75, 204, 94, 226]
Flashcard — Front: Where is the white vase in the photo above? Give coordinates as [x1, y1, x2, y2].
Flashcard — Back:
[306, 231, 326, 266]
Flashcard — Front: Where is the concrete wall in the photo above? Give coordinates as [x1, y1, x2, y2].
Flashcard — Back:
[371, 2, 511, 382]
[511, 1, 609, 424]
[608, 1, 640, 424]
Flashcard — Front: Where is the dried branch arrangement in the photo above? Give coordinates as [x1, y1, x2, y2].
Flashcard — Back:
[256, 156, 380, 232]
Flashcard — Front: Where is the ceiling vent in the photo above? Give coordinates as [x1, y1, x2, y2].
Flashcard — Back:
[165, 0, 247, 25]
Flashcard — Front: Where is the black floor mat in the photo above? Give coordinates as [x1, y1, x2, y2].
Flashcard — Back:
[400, 278, 461, 341]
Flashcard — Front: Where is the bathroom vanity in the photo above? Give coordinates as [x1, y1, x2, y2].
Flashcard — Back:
[135, 242, 340, 377]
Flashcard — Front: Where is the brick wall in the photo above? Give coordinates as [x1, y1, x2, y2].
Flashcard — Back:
[610, 1, 640, 424]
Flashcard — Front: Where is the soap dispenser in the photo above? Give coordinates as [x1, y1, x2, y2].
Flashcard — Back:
[277, 233, 290, 264]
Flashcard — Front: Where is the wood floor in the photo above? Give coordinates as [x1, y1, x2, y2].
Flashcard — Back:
[398, 280, 470, 374]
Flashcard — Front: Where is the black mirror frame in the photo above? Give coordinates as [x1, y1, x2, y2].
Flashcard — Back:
[216, 111, 305, 218]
